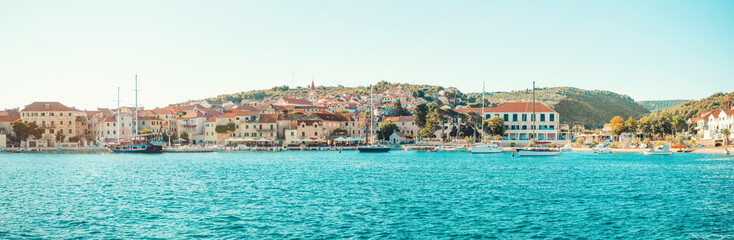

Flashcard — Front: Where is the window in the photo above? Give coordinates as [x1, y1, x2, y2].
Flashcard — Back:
[550, 114, 555, 121]
[68, 121, 71, 125]
[68, 129, 72, 134]
[315, 132, 318, 136]
[51, 121, 54, 125]
[540, 114, 546, 122]
[50, 113, 54, 116]
[522, 125, 527, 130]
[291, 132, 294, 136]
[522, 114, 527, 121]
[503, 114, 509, 121]
[69, 113, 72, 116]
[512, 114, 518, 121]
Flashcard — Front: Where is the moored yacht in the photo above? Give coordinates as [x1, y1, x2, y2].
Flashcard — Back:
[643, 144, 673, 155]
[471, 144, 502, 154]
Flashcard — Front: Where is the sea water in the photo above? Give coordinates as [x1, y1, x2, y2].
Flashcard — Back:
[0, 151, 732, 238]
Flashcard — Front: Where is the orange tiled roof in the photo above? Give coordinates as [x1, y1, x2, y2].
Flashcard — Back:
[21, 102, 74, 112]
[485, 102, 556, 113]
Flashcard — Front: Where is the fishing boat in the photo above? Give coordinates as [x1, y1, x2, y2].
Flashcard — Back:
[358, 84, 390, 153]
[595, 147, 612, 154]
[107, 134, 163, 153]
[516, 82, 560, 157]
[106, 75, 162, 154]
[643, 144, 673, 155]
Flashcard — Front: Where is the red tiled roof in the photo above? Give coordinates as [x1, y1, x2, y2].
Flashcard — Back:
[281, 98, 312, 105]
[0, 109, 20, 123]
[382, 116, 414, 122]
[485, 102, 556, 113]
[21, 102, 74, 112]
[258, 114, 278, 123]
[181, 111, 206, 119]
[205, 118, 217, 123]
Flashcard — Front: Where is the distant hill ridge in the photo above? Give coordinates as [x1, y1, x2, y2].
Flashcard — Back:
[183, 83, 650, 128]
[469, 87, 649, 128]
[636, 100, 690, 111]
[660, 92, 734, 119]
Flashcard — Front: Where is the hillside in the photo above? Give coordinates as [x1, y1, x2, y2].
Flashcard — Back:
[177, 81, 446, 105]
[637, 100, 689, 111]
[468, 87, 649, 128]
[660, 92, 734, 119]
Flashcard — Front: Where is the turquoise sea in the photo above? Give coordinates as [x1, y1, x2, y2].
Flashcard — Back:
[1, 151, 733, 239]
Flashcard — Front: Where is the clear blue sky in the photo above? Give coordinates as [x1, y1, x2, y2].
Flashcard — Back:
[1, 1, 733, 110]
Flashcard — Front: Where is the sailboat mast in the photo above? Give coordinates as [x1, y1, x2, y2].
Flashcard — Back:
[532, 81, 536, 140]
[134, 74, 138, 136]
[369, 84, 374, 145]
[480, 81, 485, 142]
[117, 87, 120, 141]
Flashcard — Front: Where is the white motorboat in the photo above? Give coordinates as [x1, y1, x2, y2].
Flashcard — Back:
[471, 144, 503, 154]
[596, 148, 612, 154]
[643, 144, 672, 155]
[454, 146, 469, 152]
[724, 149, 730, 155]
[516, 147, 561, 156]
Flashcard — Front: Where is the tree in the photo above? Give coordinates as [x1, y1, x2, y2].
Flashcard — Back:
[215, 123, 236, 133]
[336, 110, 349, 114]
[69, 136, 80, 143]
[413, 103, 429, 139]
[84, 134, 96, 146]
[671, 116, 687, 135]
[139, 129, 153, 134]
[378, 120, 399, 140]
[11, 119, 29, 142]
[180, 131, 189, 144]
[55, 131, 66, 143]
[483, 116, 507, 137]
[625, 117, 638, 135]
[723, 129, 731, 146]
[610, 116, 627, 138]
[393, 99, 409, 116]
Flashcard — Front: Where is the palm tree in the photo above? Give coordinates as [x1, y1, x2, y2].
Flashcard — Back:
[723, 128, 731, 146]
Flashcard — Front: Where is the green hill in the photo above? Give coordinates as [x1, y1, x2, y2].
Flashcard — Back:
[637, 100, 689, 111]
[660, 92, 734, 119]
[177, 81, 445, 105]
[468, 87, 649, 128]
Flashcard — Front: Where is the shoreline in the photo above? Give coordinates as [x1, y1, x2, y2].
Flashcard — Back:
[2, 146, 732, 154]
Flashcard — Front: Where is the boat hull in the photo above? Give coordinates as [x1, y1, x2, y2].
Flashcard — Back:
[471, 145, 502, 154]
[643, 151, 672, 155]
[108, 145, 162, 153]
[516, 149, 560, 156]
[358, 147, 390, 153]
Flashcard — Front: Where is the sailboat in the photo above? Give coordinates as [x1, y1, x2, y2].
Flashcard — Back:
[516, 81, 560, 157]
[471, 82, 502, 154]
[358, 84, 390, 153]
[106, 75, 163, 153]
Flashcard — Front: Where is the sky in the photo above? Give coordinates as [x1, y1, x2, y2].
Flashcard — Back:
[1, 0, 733, 110]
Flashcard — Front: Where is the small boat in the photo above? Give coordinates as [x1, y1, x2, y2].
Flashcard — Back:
[560, 147, 573, 152]
[471, 144, 502, 154]
[596, 148, 612, 154]
[643, 144, 672, 155]
[724, 149, 730, 155]
[516, 147, 561, 156]
[454, 146, 469, 152]
[358, 146, 391, 153]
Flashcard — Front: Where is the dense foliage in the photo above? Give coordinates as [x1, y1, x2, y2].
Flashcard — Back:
[467, 87, 649, 128]
[637, 100, 689, 111]
[660, 92, 734, 119]
[178, 81, 447, 105]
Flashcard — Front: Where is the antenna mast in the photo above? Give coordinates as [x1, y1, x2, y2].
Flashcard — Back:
[134, 74, 139, 136]
[117, 87, 120, 141]
[532, 81, 536, 140]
